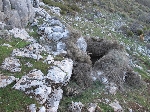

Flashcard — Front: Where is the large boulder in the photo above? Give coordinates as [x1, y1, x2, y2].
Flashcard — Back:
[0, 0, 35, 28]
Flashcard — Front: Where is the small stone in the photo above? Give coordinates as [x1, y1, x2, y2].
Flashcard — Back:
[28, 104, 37, 112]
[109, 100, 123, 112]
[87, 103, 97, 112]
[77, 37, 87, 52]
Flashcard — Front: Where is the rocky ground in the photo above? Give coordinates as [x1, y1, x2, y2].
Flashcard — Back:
[0, 0, 150, 112]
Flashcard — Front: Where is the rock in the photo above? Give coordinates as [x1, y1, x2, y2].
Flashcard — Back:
[49, 6, 61, 16]
[52, 26, 64, 32]
[0, 75, 16, 88]
[37, 17, 69, 42]
[45, 87, 63, 112]
[0, 22, 5, 30]
[25, 62, 33, 67]
[0, 30, 11, 39]
[2, 43, 12, 47]
[9, 28, 35, 42]
[12, 43, 45, 60]
[0, 0, 3, 11]
[47, 59, 73, 85]
[1, 0, 35, 28]
[87, 103, 97, 112]
[108, 84, 118, 95]
[43, 55, 54, 64]
[68, 101, 84, 112]
[1, 57, 21, 72]
[13, 69, 52, 104]
[31, 0, 39, 8]
[39, 106, 46, 112]
[57, 42, 66, 51]
[77, 37, 87, 52]
[28, 104, 37, 112]
[109, 100, 123, 112]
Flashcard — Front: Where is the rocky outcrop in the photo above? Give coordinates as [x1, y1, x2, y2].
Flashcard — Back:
[13, 58, 73, 111]
[0, 0, 35, 28]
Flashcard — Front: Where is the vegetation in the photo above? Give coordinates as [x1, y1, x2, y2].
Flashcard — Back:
[0, 0, 150, 111]
[43, 0, 80, 15]
[0, 83, 38, 112]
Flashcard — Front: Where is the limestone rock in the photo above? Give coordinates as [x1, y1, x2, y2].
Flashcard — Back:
[45, 88, 63, 112]
[9, 28, 35, 42]
[109, 100, 123, 112]
[28, 104, 37, 112]
[68, 101, 84, 112]
[0, 75, 16, 88]
[1, 0, 35, 28]
[12, 43, 45, 60]
[39, 106, 46, 112]
[77, 37, 87, 52]
[87, 103, 97, 112]
[31, 0, 40, 8]
[43, 55, 54, 64]
[47, 59, 73, 85]
[49, 6, 61, 16]
[1, 57, 21, 72]
[2, 43, 12, 47]
[13, 69, 52, 104]
[0, 0, 3, 11]
[37, 17, 69, 42]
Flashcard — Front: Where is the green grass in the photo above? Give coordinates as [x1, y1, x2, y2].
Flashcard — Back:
[58, 81, 114, 112]
[0, 37, 49, 111]
[43, 0, 80, 14]
[0, 38, 30, 64]
[0, 83, 38, 112]
[28, 26, 40, 39]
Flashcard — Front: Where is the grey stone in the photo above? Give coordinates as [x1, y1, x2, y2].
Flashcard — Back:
[3, 0, 11, 13]
[77, 37, 87, 52]
[31, 0, 39, 8]
[4, 25, 13, 30]
[0, 75, 16, 88]
[0, 12, 4, 22]
[1, 0, 35, 28]
[0, 0, 3, 11]
[68, 101, 84, 112]
[1, 57, 21, 72]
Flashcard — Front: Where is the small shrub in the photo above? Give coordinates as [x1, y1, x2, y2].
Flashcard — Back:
[126, 30, 134, 37]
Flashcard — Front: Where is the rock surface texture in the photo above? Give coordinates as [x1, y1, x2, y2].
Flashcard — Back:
[0, 0, 35, 28]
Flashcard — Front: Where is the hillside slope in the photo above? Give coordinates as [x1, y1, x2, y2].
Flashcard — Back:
[0, 0, 150, 112]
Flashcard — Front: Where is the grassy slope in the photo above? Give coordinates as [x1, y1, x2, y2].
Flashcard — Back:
[0, 0, 150, 111]
[56, 0, 150, 111]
